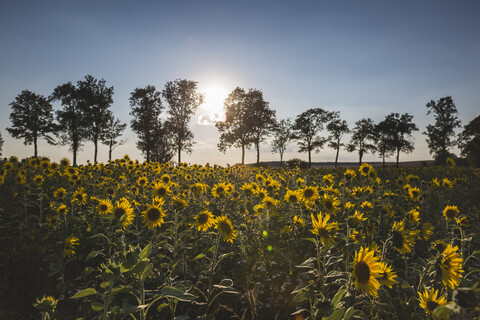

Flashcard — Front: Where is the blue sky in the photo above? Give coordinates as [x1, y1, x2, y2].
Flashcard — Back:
[1, 0, 479, 165]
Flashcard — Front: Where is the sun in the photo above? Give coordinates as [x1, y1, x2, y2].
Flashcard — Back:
[199, 85, 229, 124]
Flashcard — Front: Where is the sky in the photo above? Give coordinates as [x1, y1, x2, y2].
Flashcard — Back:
[0, 0, 479, 166]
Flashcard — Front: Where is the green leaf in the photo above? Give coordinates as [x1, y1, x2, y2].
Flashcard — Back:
[86, 250, 102, 261]
[291, 281, 313, 294]
[100, 281, 110, 289]
[90, 302, 103, 312]
[343, 306, 355, 320]
[161, 286, 198, 302]
[109, 285, 134, 296]
[332, 288, 345, 308]
[432, 304, 454, 320]
[193, 253, 207, 261]
[322, 307, 345, 320]
[131, 260, 150, 275]
[217, 279, 233, 287]
[157, 302, 169, 312]
[296, 257, 316, 269]
[302, 238, 317, 245]
[141, 263, 154, 281]
[139, 242, 152, 259]
[72, 288, 96, 299]
[290, 309, 308, 316]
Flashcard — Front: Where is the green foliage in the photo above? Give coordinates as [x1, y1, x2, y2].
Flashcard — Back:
[459, 114, 480, 167]
[7, 90, 57, 159]
[271, 118, 294, 166]
[162, 79, 205, 163]
[424, 96, 462, 164]
[347, 118, 377, 164]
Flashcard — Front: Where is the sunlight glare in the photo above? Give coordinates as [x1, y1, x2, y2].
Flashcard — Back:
[199, 85, 228, 124]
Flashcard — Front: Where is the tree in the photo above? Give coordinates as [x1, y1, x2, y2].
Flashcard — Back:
[347, 118, 377, 165]
[0, 131, 4, 157]
[51, 82, 87, 165]
[326, 113, 349, 167]
[216, 87, 252, 164]
[101, 115, 127, 162]
[386, 113, 418, 167]
[245, 89, 276, 165]
[162, 79, 205, 163]
[459, 115, 480, 167]
[292, 108, 334, 168]
[271, 118, 294, 167]
[374, 118, 395, 167]
[7, 90, 57, 159]
[77, 75, 114, 163]
[424, 96, 461, 164]
[130, 86, 171, 163]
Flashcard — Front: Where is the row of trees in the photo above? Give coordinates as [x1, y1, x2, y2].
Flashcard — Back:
[4, 75, 479, 167]
[4, 76, 204, 165]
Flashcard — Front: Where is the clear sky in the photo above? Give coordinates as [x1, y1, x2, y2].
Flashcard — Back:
[1, 0, 479, 165]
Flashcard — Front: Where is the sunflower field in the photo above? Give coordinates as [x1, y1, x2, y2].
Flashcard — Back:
[1, 156, 480, 320]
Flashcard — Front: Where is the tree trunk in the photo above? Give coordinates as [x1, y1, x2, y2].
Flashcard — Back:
[178, 140, 182, 164]
[256, 142, 260, 165]
[108, 141, 113, 162]
[146, 149, 150, 163]
[280, 152, 284, 167]
[34, 136, 38, 159]
[94, 140, 98, 164]
[241, 144, 245, 165]
[396, 148, 400, 168]
[308, 149, 312, 168]
[382, 153, 385, 167]
[359, 150, 363, 165]
[334, 146, 340, 168]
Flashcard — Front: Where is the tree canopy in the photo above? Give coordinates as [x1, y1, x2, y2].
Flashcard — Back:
[7, 90, 57, 159]
[163, 79, 204, 163]
[459, 114, 480, 167]
[292, 108, 334, 168]
[326, 112, 349, 167]
[347, 118, 377, 165]
[424, 96, 461, 164]
[271, 118, 294, 167]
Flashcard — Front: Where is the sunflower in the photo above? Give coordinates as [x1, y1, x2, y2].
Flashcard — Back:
[33, 175, 44, 186]
[195, 210, 215, 231]
[171, 196, 188, 209]
[408, 187, 421, 201]
[60, 158, 70, 167]
[352, 247, 382, 297]
[391, 221, 416, 254]
[439, 244, 464, 290]
[284, 189, 300, 203]
[321, 194, 340, 213]
[71, 188, 87, 206]
[350, 230, 365, 243]
[407, 208, 420, 225]
[54, 187, 67, 199]
[215, 215, 237, 243]
[359, 163, 373, 176]
[160, 174, 171, 185]
[418, 288, 448, 315]
[255, 188, 268, 200]
[262, 196, 279, 209]
[360, 201, 373, 211]
[348, 210, 367, 228]
[142, 203, 167, 229]
[212, 182, 229, 198]
[97, 199, 113, 215]
[442, 178, 454, 189]
[379, 262, 397, 288]
[443, 205, 459, 221]
[136, 176, 148, 187]
[152, 181, 171, 198]
[300, 186, 319, 203]
[344, 169, 356, 181]
[56, 204, 68, 215]
[293, 215, 306, 227]
[64, 236, 79, 257]
[112, 199, 134, 229]
[310, 212, 338, 247]
[421, 222, 434, 241]
[240, 183, 255, 197]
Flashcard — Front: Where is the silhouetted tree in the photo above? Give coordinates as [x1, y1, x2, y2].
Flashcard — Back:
[151, 125, 176, 163]
[326, 112, 349, 167]
[374, 118, 395, 167]
[459, 114, 480, 167]
[347, 118, 377, 165]
[386, 113, 418, 167]
[51, 83, 87, 165]
[0, 131, 4, 157]
[77, 75, 114, 163]
[292, 108, 334, 168]
[424, 96, 461, 164]
[130, 85, 166, 163]
[7, 90, 57, 159]
[101, 115, 126, 162]
[163, 79, 204, 163]
[245, 89, 276, 165]
[271, 118, 294, 167]
[216, 87, 253, 164]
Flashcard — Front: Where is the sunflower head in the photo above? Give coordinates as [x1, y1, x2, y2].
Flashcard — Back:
[310, 212, 338, 247]
[195, 210, 214, 231]
[352, 247, 382, 297]
[215, 215, 237, 243]
[443, 205, 459, 221]
[418, 288, 448, 315]
[113, 199, 134, 229]
[142, 203, 167, 229]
